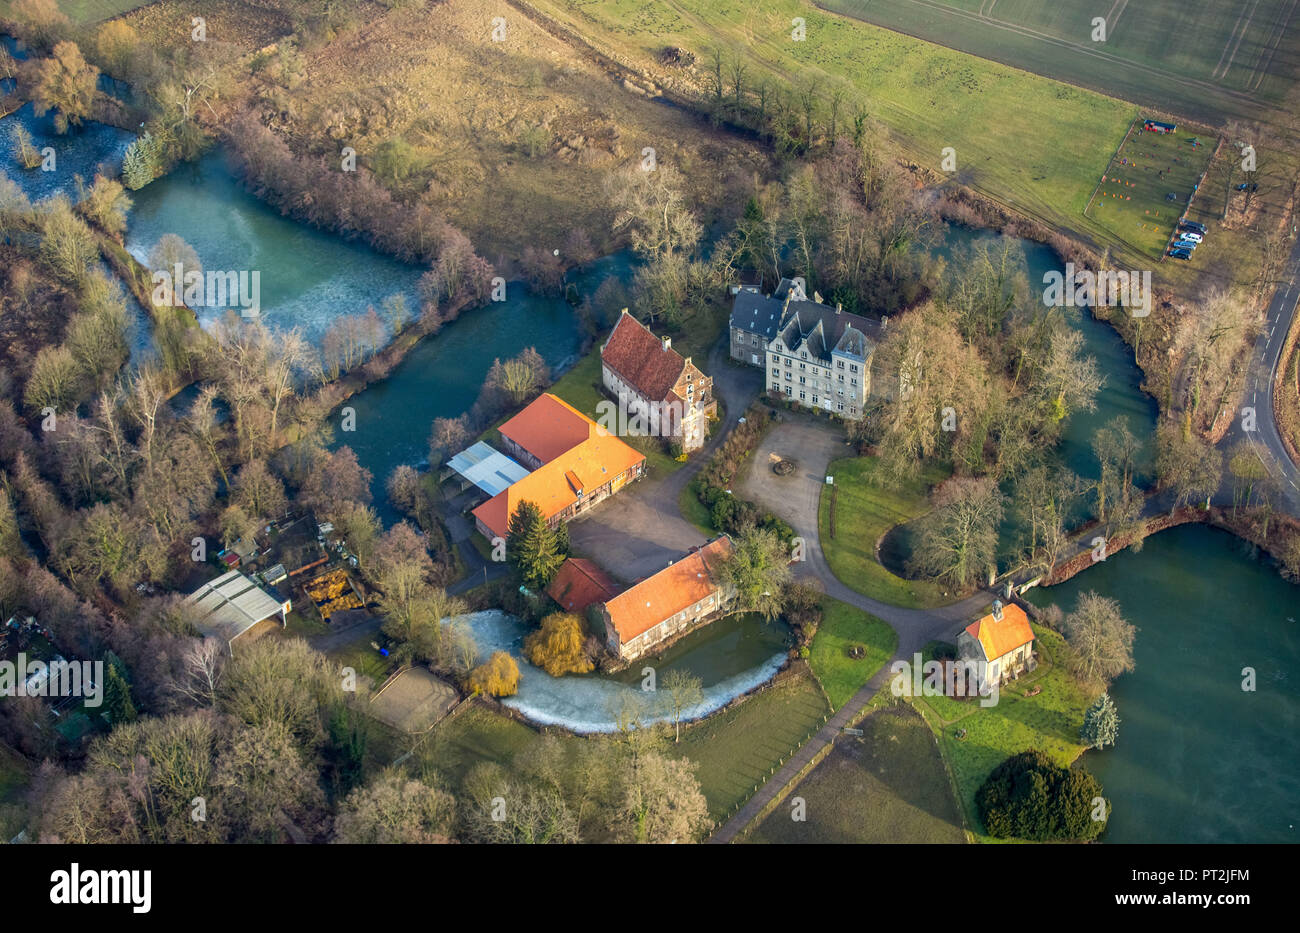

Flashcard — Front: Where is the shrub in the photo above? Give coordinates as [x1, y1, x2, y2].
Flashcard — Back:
[524, 612, 593, 677]
[466, 652, 520, 698]
[976, 750, 1106, 840]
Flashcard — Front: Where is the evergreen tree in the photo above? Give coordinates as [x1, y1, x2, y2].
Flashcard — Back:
[122, 131, 165, 190]
[1080, 692, 1121, 749]
[506, 500, 565, 591]
[101, 656, 137, 725]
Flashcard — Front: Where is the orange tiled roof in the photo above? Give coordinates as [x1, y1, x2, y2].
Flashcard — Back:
[964, 603, 1034, 662]
[546, 558, 622, 614]
[472, 431, 644, 540]
[499, 393, 599, 465]
[602, 311, 689, 403]
[603, 537, 733, 643]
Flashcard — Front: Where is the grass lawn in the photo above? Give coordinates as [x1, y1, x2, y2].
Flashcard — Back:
[1084, 118, 1219, 260]
[676, 665, 832, 820]
[912, 624, 1095, 841]
[677, 480, 714, 534]
[748, 704, 966, 843]
[819, 455, 949, 608]
[0, 741, 29, 804]
[806, 597, 897, 710]
[0, 0, 152, 25]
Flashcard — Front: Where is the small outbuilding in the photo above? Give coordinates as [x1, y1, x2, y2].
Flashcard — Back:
[186, 570, 292, 652]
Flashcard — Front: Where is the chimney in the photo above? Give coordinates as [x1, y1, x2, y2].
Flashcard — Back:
[835, 302, 842, 314]
[661, 336, 671, 352]
[992, 599, 1004, 622]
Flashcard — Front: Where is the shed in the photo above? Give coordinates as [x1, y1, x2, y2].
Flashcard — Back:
[444, 441, 531, 497]
[186, 570, 291, 651]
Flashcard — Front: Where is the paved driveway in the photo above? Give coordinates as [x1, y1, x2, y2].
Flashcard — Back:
[566, 338, 762, 582]
[739, 415, 849, 534]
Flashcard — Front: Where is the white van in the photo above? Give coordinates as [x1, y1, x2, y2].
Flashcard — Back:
[1179, 231, 1203, 244]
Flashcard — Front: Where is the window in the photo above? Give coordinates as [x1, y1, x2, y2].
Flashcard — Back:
[752, 334, 760, 345]
[799, 362, 806, 370]
[799, 375, 806, 384]
[837, 403, 844, 411]
[838, 373, 844, 382]
[812, 395, 819, 405]
[799, 391, 806, 401]
[851, 378, 857, 387]
[772, 368, 780, 378]
[837, 360, 845, 369]
[850, 364, 859, 373]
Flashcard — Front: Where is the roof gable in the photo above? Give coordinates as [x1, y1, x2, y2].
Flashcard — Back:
[964, 604, 1034, 662]
[603, 537, 732, 642]
[472, 431, 645, 539]
[546, 558, 622, 614]
[499, 393, 598, 465]
[602, 312, 688, 402]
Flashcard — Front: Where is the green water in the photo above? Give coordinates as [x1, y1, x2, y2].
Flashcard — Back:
[124, 152, 424, 345]
[1027, 524, 1300, 843]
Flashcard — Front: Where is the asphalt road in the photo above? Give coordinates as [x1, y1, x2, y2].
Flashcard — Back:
[1218, 230, 1300, 512]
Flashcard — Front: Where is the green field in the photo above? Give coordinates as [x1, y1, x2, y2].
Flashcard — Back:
[822, 0, 1300, 125]
[0, 0, 152, 25]
[748, 705, 966, 843]
[677, 667, 832, 818]
[806, 598, 897, 709]
[819, 455, 949, 608]
[408, 667, 831, 825]
[1084, 118, 1220, 259]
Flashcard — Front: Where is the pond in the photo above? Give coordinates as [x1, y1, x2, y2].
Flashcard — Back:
[455, 608, 792, 733]
[124, 150, 425, 347]
[0, 102, 134, 203]
[1026, 524, 1300, 843]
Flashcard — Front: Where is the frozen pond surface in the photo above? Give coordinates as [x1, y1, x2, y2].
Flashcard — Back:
[456, 609, 791, 733]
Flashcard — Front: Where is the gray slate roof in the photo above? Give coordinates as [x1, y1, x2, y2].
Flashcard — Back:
[734, 278, 882, 364]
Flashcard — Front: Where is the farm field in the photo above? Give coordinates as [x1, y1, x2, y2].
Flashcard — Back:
[528, 0, 1147, 260]
[821, 0, 1300, 127]
[1085, 118, 1220, 259]
[748, 705, 966, 843]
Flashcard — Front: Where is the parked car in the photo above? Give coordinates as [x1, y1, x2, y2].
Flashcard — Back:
[1168, 247, 1193, 260]
[1235, 182, 1258, 192]
[1180, 220, 1207, 234]
[1166, 192, 1181, 201]
[1173, 239, 1199, 250]
[1178, 231, 1204, 244]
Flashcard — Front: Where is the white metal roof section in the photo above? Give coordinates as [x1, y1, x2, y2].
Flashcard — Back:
[446, 441, 531, 498]
[186, 570, 286, 644]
